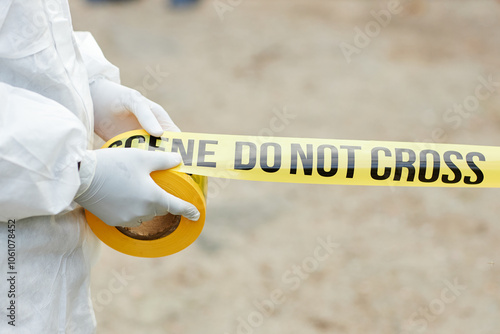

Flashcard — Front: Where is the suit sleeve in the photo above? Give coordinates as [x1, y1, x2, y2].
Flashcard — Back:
[0, 83, 87, 221]
[74, 31, 121, 84]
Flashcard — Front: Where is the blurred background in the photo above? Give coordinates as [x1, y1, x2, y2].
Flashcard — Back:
[70, 0, 500, 333]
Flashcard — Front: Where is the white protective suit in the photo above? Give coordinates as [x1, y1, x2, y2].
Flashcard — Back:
[0, 1, 125, 332]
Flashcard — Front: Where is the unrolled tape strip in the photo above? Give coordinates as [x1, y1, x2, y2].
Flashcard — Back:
[86, 129, 500, 257]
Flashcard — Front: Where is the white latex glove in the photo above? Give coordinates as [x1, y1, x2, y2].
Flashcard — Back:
[90, 78, 180, 141]
[75, 148, 200, 227]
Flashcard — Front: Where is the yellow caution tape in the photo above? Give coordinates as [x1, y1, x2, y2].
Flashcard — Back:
[86, 129, 500, 257]
[107, 129, 498, 188]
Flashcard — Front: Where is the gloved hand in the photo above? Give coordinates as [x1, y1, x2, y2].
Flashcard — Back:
[75, 148, 200, 227]
[90, 78, 180, 141]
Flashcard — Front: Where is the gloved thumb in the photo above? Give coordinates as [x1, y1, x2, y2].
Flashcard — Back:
[132, 101, 164, 137]
[137, 150, 183, 172]
[155, 190, 201, 221]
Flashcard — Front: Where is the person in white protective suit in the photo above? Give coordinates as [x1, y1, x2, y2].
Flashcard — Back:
[0, 1, 200, 333]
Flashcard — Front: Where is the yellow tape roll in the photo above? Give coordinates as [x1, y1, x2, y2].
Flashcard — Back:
[85, 150, 207, 258]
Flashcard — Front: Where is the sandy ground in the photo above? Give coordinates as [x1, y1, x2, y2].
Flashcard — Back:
[69, 0, 500, 333]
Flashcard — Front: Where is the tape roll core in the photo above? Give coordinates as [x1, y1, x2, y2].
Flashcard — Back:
[116, 214, 181, 241]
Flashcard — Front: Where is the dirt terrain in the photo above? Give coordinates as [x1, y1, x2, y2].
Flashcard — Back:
[70, 0, 500, 333]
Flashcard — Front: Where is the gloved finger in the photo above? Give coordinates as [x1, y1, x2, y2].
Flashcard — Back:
[149, 101, 181, 133]
[102, 209, 149, 228]
[134, 150, 183, 172]
[124, 94, 164, 137]
[157, 191, 200, 221]
[116, 218, 144, 228]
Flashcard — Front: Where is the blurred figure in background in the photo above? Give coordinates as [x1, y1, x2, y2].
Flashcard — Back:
[86, 0, 201, 9]
[170, 0, 200, 8]
[87, 0, 136, 3]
